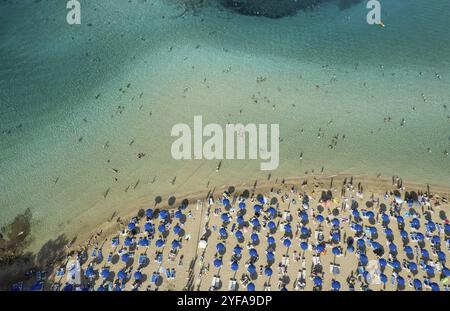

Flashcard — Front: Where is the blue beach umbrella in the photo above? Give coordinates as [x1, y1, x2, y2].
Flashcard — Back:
[409, 262, 418, 273]
[247, 283, 255, 291]
[97, 285, 107, 292]
[284, 223, 292, 233]
[121, 253, 130, 263]
[233, 245, 242, 255]
[117, 270, 127, 280]
[411, 218, 420, 229]
[138, 254, 147, 265]
[347, 244, 354, 253]
[301, 226, 309, 236]
[389, 243, 397, 254]
[159, 210, 169, 219]
[444, 223, 450, 234]
[251, 218, 260, 228]
[431, 235, 440, 245]
[128, 222, 136, 231]
[371, 241, 381, 250]
[158, 224, 166, 233]
[379, 258, 387, 268]
[442, 267, 450, 277]
[413, 279, 422, 290]
[385, 228, 393, 237]
[430, 283, 440, 291]
[219, 227, 227, 237]
[146, 209, 154, 218]
[300, 242, 308, 251]
[111, 237, 119, 247]
[332, 246, 341, 256]
[267, 251, 275, 261]
[313, 276, 322, 287]
[400, 230, 408, 239]
[85, 266, 95, 278]
[171, 240, 181, 249]
[237, 215, 244, 225]
[359, 254, 368, 266]
[283, 239, 291, 248]
[124, 236, 133, 246]
[299, 211, 308, 222]
[382, 213, 389, 223]
[216, 242, 225, 253]
[380, 273, 387, 284]
[254, 205, 262, 213]
[315, 244, 324, 253]
[249, 248, 258, 258]
[251, 233, 259, 243]
[231, 261, 239, 271]
[316, 214, 324, 223]
[370, 227, 377, 235]
[235, 230, 243, 240]
[357, 239, 365, 248]
[352, 210, 359, 218]
[404, 246, 413, 255]
[156, 239, 165, 248]
[223, 198, 230, 206]
[397, 276, 405, 287]
[268, 221, 276, 230]
[175, 210, 183, 219]
[416, 233, 425, 241]
[134, 271, 143, 281]
[331, 218, 340, 227]
[139, 237, 149, 247]
[392, 260, 401, 270]
[144, 222, 154, 232]
[214, 258, 223, 268]
[267, 207, 277, 218]
[331, 280, 341, 291]
[173, 224, 181, 234]
[264, 267, 273, 277]
[267, 236, 275, 245]
[101, 267, 110, 279]
[426, 265, 434, 275]
[367, 211, 375, 219]
[258, 195, 265, 204]
[248, 264, 256, 274]
[421, 248, 430, 259]
[221, 213, 230, 222]
[239, 202, 246, 210]
[63, 284, 74, 291]
[437, 251, 446, 263]
[396, 216, 404, 224]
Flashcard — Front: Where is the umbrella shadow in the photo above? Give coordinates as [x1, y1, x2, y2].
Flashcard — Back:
[154, 196, 162, 207]
[168, 196, 176, 207]
[178, 229, 186, 237]
[111, 254, 120, 265]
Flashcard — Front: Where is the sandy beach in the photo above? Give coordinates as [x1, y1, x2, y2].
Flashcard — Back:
[3, 174, 448, 291]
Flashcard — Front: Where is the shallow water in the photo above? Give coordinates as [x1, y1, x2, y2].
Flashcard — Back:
[0, 0, 449, 251]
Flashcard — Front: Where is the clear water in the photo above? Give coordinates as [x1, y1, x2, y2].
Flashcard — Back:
[0, 0, 449, 251]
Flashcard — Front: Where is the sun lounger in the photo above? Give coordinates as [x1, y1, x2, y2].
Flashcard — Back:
[228, 278, 237, 291]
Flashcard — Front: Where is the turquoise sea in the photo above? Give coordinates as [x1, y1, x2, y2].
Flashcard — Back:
[0, 0, 449, 251]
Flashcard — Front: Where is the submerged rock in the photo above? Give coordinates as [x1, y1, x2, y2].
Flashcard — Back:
[218, 0, 364, 18]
